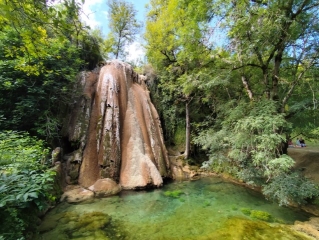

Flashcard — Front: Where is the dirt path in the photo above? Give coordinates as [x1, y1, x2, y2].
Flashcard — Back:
[288, 147, 319, 183]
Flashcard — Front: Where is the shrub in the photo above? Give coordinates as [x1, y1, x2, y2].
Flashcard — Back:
[0, 131, 56, 239]
[263, 172, 319, 206]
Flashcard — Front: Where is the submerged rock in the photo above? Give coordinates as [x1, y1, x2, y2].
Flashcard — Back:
[293, 217, 319, 239]
[62, 60, 171, 190]
[39, 211, 127, 240]
[206, 217, 313, 239]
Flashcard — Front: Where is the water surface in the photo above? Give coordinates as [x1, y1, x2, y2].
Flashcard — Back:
[39, 177, 313, 240]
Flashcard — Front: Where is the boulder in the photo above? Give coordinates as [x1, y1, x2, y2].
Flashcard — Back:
[60, 186, 94, 203]
[169, 155, 199, 181]
[88, 178, 121, 197]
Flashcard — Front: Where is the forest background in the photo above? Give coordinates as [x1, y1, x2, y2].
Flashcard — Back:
[0, 0, 319, 239]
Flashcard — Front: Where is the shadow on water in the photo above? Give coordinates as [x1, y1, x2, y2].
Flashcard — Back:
[38, 176, 314, 240]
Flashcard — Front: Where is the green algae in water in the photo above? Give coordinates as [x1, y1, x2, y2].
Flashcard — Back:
[163, 189, 184, 198]
[39, 211, 127, 240]
[250, 210, 273, 222]
[201, 217, 313, 240]
[240, 208, 274, 222]
[241, 207, 252, 215]
[39, 177, 313, 240]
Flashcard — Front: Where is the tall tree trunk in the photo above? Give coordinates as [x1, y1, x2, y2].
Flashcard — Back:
[185, 100, 190, 159]
[115, 32, 122, 59]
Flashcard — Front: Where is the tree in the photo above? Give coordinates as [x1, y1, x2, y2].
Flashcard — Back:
[194, 0, 319, 204]
[145, 0, 319, 205]
[209, 0, 319, 148]
[0, 0, 104, 140]
[105, 0, 142, 60]
[145, 0, 216, 159]
[215, 0, 319, 110]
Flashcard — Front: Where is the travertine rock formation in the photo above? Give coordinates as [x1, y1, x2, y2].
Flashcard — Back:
[63, 60, 171, 189]
[88, 178, 121, 197]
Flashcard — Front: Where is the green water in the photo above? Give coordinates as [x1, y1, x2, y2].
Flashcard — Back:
[39, 177, 313, 240]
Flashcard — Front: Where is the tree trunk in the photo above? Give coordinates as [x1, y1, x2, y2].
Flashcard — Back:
[272, 49, 283, 101]
[115, 32, 122, 59]
[241, 75, 254, 100]
[185, 100, 190, 159]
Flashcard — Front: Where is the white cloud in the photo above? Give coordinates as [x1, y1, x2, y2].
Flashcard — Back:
[102, 11, 109, 18]
[78, 0, 103, 29]
[125, 41, 146, 63]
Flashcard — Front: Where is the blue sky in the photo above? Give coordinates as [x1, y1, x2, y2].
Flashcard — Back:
[81, 0, 149, 36]
[80, 0, 149, 61]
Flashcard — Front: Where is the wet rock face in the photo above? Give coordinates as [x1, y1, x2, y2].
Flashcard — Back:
[64, 60, 171, 189]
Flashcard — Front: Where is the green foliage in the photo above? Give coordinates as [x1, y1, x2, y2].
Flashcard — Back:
[196, 100, 294, 183]
[173, 124, 186, 150]
[145, 0, 319, 208]
[194, 98, 319, 206]
[0, 0, 86, 75]
[0, 0, 104, 139]
[145, 0, 221, 157]
[0, 170, 56, 209]
[145, 0, 213, 69]
[0, 131, 56, 239]
[0, 131, 49, 170]
[0, 26, 83, 138]
[263, 172, 319, 206]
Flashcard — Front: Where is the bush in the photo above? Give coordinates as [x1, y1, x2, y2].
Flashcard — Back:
[195, 100, 294, 184]
[0, 131, 49, 171]
[0, 131, 56, 239]
[263, 172, 319, 206]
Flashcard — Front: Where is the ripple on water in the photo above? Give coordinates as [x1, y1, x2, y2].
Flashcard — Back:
[39, 176, 313, 240]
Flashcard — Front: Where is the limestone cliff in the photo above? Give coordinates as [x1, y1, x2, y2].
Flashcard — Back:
[63, 60, 171, 189]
